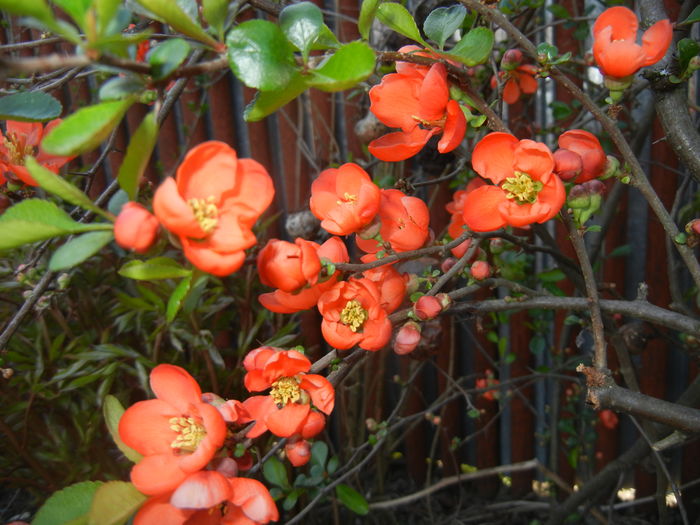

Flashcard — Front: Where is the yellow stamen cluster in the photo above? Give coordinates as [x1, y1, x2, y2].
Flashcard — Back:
[3, 134, 34, 165]
[501, 171, 543, 204]
[337, 192, 358, 205]
[169, 416, 206, 452]
[340, 299, 368, 332]
[188, 196, 219, 233]
[270, 376, 302, 406]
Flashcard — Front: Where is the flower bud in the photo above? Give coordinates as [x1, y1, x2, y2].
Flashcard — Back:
[553, 148, 583, 181]
[441, 257, 457, 273]
[489, 238, 505, 255]
[600, 155, 620, 180]
[114, 202, 159, 254]
[394, 321, 422, 355]
[470, 260, 491, 280]
[404, 273, 420, 295]
[686, 219, 700, 236]
[285, 440, 311, 467]
[501, 48, 523, 70]
[301, 411, 326, 439]
[568, 180, 605, 225]
[413, 295, 441, 320]
[436, 292, 452, 310]
[598, 409, 619, 430]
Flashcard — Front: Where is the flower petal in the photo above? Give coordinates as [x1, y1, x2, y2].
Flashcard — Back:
[300, 374, 335, 414]
[181, 240, 246, 277]
[134, 495, 193, 525]
[641, 18, 672, 66]
[502, 78, 520, 104]
[592, 6, 638, 40]
[119, 399, 178, 456]
[437, 100, 466, 154]
[471, 133, 518, 184]
[176, 141, 238, 202]
[369, 73, 423, 131]
[153, 178, 206, 239]
[513, 139, 554, 182]
[228, 477, 279, 523]
[265, 402, 310, 437]
[418, 63, 449, 123]
[150, 364, 202, 412]
[170, 471, 232, 509]
[131, 453, 187, 495]
[462, 185, 509, 232]
[368, 127, 437, 162]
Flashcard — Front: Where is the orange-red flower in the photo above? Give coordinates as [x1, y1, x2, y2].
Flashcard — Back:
[0, 120, 74, 186]
[241, 347, 334, 438]
[317, 277, 392, 351]
[257, 238, 321, 292]
[114, 202, 160, 254]
[362, 262, 407, 314]
[309, 163, 380, 236]
[118, 365, 227, 496]
[490, 50, 538, 105]
[553, 129, 607, 183]
[153, 141, 274, 277]
[462, 132, 565, 232]
[592, 6, 672, 79]
[356, 189, 430, 253]
[258, 236, 349, 313]
[368, 57, 466, 161]
[134, 473, 279, 525]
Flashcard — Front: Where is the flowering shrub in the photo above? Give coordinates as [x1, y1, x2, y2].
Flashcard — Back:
[0, 1, 698, 524]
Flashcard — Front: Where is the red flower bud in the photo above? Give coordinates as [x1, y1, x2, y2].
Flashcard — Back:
[599, 409, 619, 430]
[114, 202, 159, 254]
[470, 260, 491, 280]
[501, 49, 523, 69]
[553, 149, 583, 181]
[441, 257, 457, 273]
[394, 321, 422, 355]
[414, 295, 442, 320]
[285, 440, 311, 467]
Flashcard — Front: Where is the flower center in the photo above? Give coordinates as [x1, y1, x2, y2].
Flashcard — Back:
[340, 299, 368, 332]
[3, 134, 35, 165]
[501, 171, 543, 204]
[188, 196, 219, 233]
[412, 115, 446, 129]
[169, 416, 207, 452]
[270, 376, 301, 405]
[336, 192, 357, 205]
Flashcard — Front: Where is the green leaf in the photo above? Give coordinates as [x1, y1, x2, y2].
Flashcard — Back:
[49, 231, 114, 271]
[678, 38, 700, 72]
[103, 395, 143, 463]
[95, 0, 122, 34]
[0, 91, 62, 122]
[263, 455, 289, 489]
[99, 76, 147, 101]
[0, 0, 54, 22]
[202, 0, 229, 38]
[307, 41, 376, 92]
[53, 0, 91, 28]
[310, 440, 328, 469]
[376, 3, 428, 46]
[280, 1, 324, 62]
[244, 73, 308, 122]
[134, 0, 220, 48]
[117, 111, 158, 200]
[423, 5, 466, 50]
[149, 38, 191, 80]
[537, 268, 565, 282]
[681, 5, 700, 25]
[118, 257, 193, 280]
[358, 0, 381, 40]
[32, 481, 103, 525]
[88, 481, 146, 525]
[226, 20, 298, 92]
[0, 199, 111, 250]
[335, 484, 369, 515]
[312, 24, 341, 50]
[166, 275, 192, 323]
[546, 3, 570, 19]
[447, 26, 494, 66]
[25, 157, 107, 217]
[41, 98, 134, 156]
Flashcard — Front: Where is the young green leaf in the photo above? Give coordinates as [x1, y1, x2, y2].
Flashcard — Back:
[32, 481, 103, 525]
[202, 0, 229, 38]
[376, 2, 428, 47]
[41, 98, 134, 156]
[49, 231, 114, 271]
[307, 41, 376, 92]
[263, 455, 290, 489]
[310, 440, 328, 469]
[166, 275, 192, 323]
[423, 5, 466, 50]
[244, 73, 308, 122]
[678, 38, 700, 72]
[88, 481, 147, 525]
[103, 395, 143, 463]
[25, 157, 109, 218]
[53, 0, 91, 29]
[99, 76, 147, 101]
[681, 5, 700, 25]
[149, 38, 191, 80]
[280, 1, 324, 63]
[117, 110, 159, 200]
[226, 20, 298, 92]
[134, 0, 220, 48]
[358, 0, 381, 40]
[0, 91, 62, 122]
[447, 26, 494, 66]
[119, 257, 193, 280]
[0, 199, 112, 250]
[95, 0, 122, 35]
[0, 0, 80, 42]
[335, 484, 369, 515]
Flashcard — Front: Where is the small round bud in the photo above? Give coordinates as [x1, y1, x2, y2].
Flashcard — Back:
[114, 202, 159, 254]
[413, 295, 442, 320]
[470, 260, 491, 280]
[394, 321, 422, 355]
